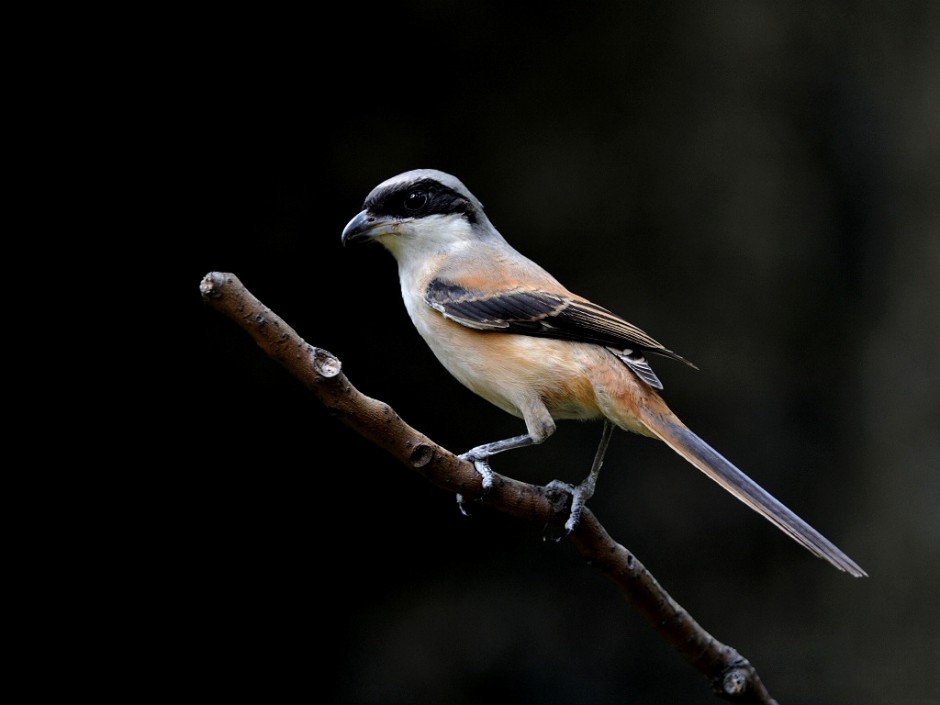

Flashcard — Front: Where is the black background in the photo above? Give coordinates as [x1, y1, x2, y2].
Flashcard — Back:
[162, 3, 938, 703]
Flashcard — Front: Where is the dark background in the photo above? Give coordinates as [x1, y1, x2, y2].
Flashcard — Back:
[172, 2, 937, 703]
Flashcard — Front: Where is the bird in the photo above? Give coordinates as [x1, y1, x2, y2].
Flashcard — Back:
[341, 168, 867, 577]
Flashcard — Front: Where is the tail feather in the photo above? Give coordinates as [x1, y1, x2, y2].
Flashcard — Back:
[639, 408, 867, 577]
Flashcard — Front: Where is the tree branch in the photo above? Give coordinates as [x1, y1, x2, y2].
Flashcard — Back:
[199, 271, 780, 705]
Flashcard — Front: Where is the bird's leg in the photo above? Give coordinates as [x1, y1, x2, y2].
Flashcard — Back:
[455, 434, 536, 514]
[546, 421, 615, 535]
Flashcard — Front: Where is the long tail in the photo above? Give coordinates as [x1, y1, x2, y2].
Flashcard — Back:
[635, 403, 867, 577]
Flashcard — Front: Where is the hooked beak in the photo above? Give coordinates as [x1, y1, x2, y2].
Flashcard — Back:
[341, 210, 393, 245]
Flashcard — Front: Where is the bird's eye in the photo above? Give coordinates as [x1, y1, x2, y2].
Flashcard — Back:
[404, 190, 429, 212]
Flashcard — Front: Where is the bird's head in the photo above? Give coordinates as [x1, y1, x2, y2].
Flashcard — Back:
[341, 169, 498, 260]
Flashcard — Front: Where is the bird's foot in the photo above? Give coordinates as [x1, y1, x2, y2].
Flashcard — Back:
[456, 452, 495, 515]
[544, 477, 596, 539]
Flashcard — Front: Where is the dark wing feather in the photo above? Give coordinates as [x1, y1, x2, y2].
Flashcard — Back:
[425, 279, 696, 388]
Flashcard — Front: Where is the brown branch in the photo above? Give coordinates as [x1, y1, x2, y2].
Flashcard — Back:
[199, 271, 780, 705]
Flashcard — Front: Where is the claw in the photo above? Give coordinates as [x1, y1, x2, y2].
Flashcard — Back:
[541, 521, 569, 543]
[455, 493, 472, 516]
[455, 453, 496, 519]
[545, 479, 593, 536]
[458, 452, 495, 495]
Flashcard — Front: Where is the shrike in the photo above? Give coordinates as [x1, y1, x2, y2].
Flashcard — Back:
[341, 168, 866, 577]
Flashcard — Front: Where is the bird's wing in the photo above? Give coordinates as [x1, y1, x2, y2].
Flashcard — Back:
[424, 278, 695, 389]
